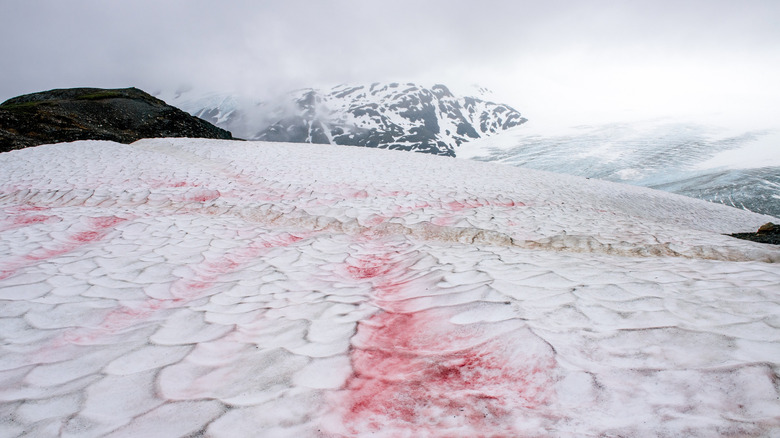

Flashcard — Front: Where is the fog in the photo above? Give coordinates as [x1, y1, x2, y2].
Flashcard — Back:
[2, 0, 779, 126]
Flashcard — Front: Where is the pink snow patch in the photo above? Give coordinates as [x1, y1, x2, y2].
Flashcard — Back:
[431, 215, 456, 226]
[67, 216, 127, 244]
[445, 200, 481, 211]
[88, 216, 126, 228]
[386, 196, 525, 220]
[346, 254, 395, 281]
[173, 189, 221, 203]
[170, 232, 307, 300]
[350, 190, 370, 199]
[13, 215, 52, 225]
[32, 215, 126, 258]
[442, 198, 525, 212]
[0, 214, 61, 232]
[0, 206, 61, 232]
[495, 200, 525, 207]
[59, 232, 310, 347]
[0, 215, 127, 280]
[344, 309, 557, 435]
[63, 299, 170, 345]
[363, 215, 388, 227]
[390, 202, 433, 217]
[148, 179, 196, 189]
[333, 238, 558, 435]
[12, 205, 49, 212]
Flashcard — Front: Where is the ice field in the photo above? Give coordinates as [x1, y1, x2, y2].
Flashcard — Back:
[1, 138, 779, 437]
[457, 119, 780, 218]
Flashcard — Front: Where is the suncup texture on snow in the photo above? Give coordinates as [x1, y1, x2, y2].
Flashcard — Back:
[0, 138, 779, 437]
[0, 87, 233, 152]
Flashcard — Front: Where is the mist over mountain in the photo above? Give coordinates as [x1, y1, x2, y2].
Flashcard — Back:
[170, 83, 526, 156]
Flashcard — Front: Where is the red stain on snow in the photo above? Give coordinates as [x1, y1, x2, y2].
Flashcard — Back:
[58, 232, 311, 347]
[362, 215, 387, 227]
[345, 312, 556, 434]
[168, 232, 307, 301]
[431, 215, 456, 227]
[445, 200, 476, 211]
[88, 216, 126, 228]
[389, 202, 432, 217]
[148, 179, 196, 189]
[350, 190, 370, 199]
[63, 298, 170, 345]
[443, 198, 525, 212]
[63, 216, 127, 245]
[386, 197, 525, 220]
[172, 189, 221, 203]
[13, 214, 52, 225]
[498, 200, 525, 208]
[0, 206, 61, 232]
[0, 214, 59, 232]
[71, 231, 102, 243]
[0, 215, 128, 280]
[336, 238, 558, 435]
[11, 205, 49, 212]
[346, 256, 393, 281]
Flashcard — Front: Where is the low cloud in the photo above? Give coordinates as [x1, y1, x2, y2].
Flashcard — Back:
[2, 0, 778, 124]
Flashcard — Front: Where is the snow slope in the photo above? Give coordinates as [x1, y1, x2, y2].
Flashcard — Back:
[0, 139, 779, 437]
[459, 119, 780, 217]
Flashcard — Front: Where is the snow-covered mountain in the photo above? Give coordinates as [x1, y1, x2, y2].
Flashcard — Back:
[459, 119, 780, 218]
[169, 83, 526, 156]
[1, 138, 778, 437]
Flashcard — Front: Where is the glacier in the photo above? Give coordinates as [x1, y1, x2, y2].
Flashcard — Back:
[459, 119, 780, 218]
[0, 138, 778, 437]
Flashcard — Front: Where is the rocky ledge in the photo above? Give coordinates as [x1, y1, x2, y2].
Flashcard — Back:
[0, 87, 233, 152]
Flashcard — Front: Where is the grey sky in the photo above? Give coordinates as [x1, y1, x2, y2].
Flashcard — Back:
[2, 0, 779, 125]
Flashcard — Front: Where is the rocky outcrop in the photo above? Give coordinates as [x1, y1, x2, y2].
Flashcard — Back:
[0, 87, 233, 152]
[730, 222, 780, 245]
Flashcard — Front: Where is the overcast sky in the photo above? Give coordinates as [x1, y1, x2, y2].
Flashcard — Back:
[2, 0, 779, 125]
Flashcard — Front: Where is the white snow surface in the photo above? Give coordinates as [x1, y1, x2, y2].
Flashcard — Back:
[0, 138, 779, 437]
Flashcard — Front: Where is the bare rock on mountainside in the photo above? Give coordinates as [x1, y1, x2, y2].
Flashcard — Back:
[0, 87, 233, 152]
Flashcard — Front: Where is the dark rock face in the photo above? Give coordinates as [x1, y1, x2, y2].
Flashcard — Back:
[730, 222, 780, 245]
[0, 87, 233, 153]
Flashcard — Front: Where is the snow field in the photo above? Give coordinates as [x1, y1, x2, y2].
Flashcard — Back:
[0, 138, 778, 437]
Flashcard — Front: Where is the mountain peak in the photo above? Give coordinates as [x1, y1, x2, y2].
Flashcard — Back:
[174, 82, 526, 156]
